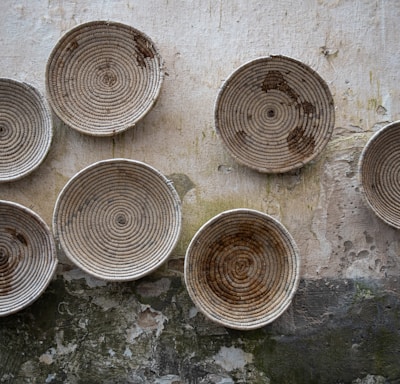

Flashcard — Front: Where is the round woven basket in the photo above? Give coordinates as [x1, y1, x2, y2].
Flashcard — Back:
[0, 78, 52, 182]
[53, 159, 181, 281]
[359, 121, 400, 228]
[0, 200, 57, 316]
[215, 55, 335, 173]
[184, 209, 300, 330]
[46, 21, 164, 136]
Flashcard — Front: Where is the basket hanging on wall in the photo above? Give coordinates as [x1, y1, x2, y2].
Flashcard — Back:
[53, 159, 181, 281]
[0, 201, 57, 316]
[215, 55, 335, 173]
[0, 78, 52, 182]
[46, 21, 164, 136]
[184, 209, 300, 330]
[359, 121, 400, 228]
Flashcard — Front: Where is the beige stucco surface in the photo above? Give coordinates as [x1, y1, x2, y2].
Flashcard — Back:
[0, 0, 399, 282]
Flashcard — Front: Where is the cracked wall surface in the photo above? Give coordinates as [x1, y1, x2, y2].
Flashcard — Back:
[1, 0, 400, 383]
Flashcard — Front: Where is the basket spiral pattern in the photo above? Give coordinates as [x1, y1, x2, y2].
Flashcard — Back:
[359, 121, 400, 228]
[0, 78, 52, 182]
[46, 21, 164, 136]
[215, 55, 335, 173]
[53, 159, 181, 281]
[0, 201, 57, 316]
[184, 209, 300, 330]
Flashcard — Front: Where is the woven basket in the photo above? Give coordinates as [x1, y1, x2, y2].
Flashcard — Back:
[0, 201, 57, 316]
[53, 159, 181, 281]
[359, 121, 400, 228]
[215, 55, 335, 173]
[46, 21, 164, 136]
[0, 78, 52, 182]
[184, 209, 300, 330]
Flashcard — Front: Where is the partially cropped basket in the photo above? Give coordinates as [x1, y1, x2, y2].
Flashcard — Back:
[0, 201, 57, 316]
[359, 121, 400, 228]
[215, 55, 335, 173]
[0, 78, 52, 182]
[46, 21, 164, 136]
[184, 209, 300, 330]
[53, 159, 181, 281]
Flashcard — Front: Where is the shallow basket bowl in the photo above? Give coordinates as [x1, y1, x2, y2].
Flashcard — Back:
[184, 209, 300, 330]
[46, 20, 164, 136]
[0, 200, 57, 316]
[215, 55, 335, 173]
[0, 78, 52, 182]
[359, 121, 400, 228]
[53, 159, 182, 281]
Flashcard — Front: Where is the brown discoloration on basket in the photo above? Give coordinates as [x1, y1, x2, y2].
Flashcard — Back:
[287, 126, 316, 157]
[66, 39, 79, 53]
[5, 228, 28, 247]
[134, 34, 155, 68]
[0, 228, 27, 296]
[235, 130, 248, 142]
[261, 70, 299, 102]
[300, 101, 316, 115]
[201, 223, 289, 305]
[0, 249, 19, 296]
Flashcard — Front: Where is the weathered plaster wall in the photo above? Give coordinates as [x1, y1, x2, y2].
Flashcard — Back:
[1, 1, 400, 383]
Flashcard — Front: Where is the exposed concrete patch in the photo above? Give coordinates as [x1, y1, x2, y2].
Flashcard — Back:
[154, 375, 182, 384]
[352, 374, 386, 384]
[213, 346, 253, 372]
[39, 348, 56, 365]
[126, 304, 167, 342]
[62, 268, 108, 288]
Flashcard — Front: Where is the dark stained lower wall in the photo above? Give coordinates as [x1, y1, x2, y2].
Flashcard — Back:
[1, 270, 399, 383]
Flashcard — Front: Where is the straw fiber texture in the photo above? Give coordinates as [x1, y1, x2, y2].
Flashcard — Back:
[359, 121, 400, 228]
[215, 55, 335, 173]
[0, 201, 57, 316]
[53, 159, 181, 281]
[0, 78, 52, 182]
[184, 209, 300, 330]
[46, 21, 164, 136]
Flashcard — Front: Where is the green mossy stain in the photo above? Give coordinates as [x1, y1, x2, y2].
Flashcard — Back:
[353, 281, 375, 302]
[0, 278, 66, 379]
[134, 276, 183, 311]
[254, 329, 354, 384]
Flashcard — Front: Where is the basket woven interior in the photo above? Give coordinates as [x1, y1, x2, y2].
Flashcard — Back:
[184, 209, 300, 330]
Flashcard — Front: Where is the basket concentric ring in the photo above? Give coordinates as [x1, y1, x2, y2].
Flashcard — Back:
[215, 55, 335, 173]
[359, 121, 400, 228]
[0, 200, 57, 316]
[0, 78, 52, 182]
[46, 21, 164, 136]
[184, 209, 300, 330]
[53, 159, 181, 281]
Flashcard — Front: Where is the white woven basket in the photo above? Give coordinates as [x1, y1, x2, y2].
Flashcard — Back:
[359, 121, 400, 228]
[215, 56, 335, 173]
[0, 78, 52, 182]
[46, 21, 164, 136]
[0, 201, 57, 316]
[53, 159, 182, 281]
